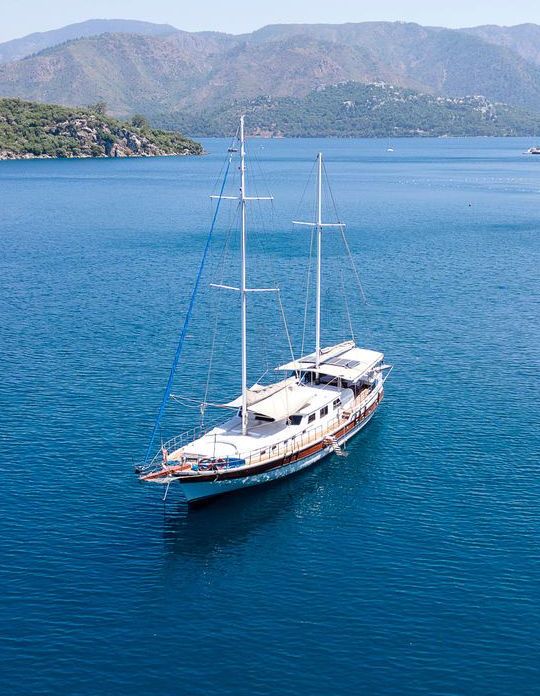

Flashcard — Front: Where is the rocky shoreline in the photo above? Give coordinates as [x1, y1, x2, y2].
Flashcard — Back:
[0, 98, 202, 159]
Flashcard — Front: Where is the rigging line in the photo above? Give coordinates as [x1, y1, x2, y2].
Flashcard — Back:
[206, 129, 242, 281]
[254, 366, 272, 385]
[204, 146, 239, 282]
[339, 262, 355, 342]
[301, 226, 315, 358]
[247, 155, 298, 373]
[292, 157, 318, 227]
[212, 204, 237, 285]
[251, 145, 274, 202]
[204, 194, 241, 367]
[321, 158, 343, 224]
[281, 157, 318, 358]
[169, 396, 204, 409]
[340, 227, 368, 305]
[321, 159, 368, 306]
[144, 154, 233, 463]
[300, 155, 322, 356]
[254, 215, 296, 374]
[262, 313, 271, 376]
[241, 183, 269, 371]
[277, 289, 297, 369]
[202, 202, 241, 423]
[244, 139, 270, 237]
[249, 213, 278, 379]
[322, 162, 376, 347]
[206, 127, 238, 212]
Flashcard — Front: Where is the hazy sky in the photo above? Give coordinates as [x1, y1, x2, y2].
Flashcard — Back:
[2, 0, 540, 42]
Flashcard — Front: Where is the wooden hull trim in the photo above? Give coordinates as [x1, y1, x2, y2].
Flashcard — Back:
[143, 388, 384, 501]
[143, 388, 382, 485]
[181, 391, 381, 484]
[180, 410, 376, 503]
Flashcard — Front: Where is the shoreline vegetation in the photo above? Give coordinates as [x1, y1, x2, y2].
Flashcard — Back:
[2, 87, 539, 161]
[0, 98, 202, 160]
[153, 83, 540, 139]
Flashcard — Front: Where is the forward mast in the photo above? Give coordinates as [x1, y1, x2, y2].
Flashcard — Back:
[212, 115, 274, 435]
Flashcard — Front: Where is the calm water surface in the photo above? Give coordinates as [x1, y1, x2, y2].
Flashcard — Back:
[1, 138, 539, 695]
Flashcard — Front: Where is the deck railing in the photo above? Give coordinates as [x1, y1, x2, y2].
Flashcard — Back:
[238, 388, 379, 467]
[145, 413, 230, 469]
[143, 384, 382, 474]
[148, 389, 381, 468]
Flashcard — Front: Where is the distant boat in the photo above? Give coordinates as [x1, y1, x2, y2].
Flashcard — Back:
[136, 116, 392, 504]
[386, 137, 394, 152]
[527, 146, 540, 155]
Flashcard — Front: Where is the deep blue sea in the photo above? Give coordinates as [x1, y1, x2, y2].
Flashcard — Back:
[1, 137, 539, 695]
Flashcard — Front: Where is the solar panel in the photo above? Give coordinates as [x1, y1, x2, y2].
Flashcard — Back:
[325, 357, 362, 368]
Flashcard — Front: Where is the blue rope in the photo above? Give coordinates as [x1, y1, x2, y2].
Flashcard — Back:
[144, 156, 232, 463]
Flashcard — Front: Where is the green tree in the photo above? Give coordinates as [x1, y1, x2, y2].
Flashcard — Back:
[92, 101, 107, 115]
[131, 114, 148, 129]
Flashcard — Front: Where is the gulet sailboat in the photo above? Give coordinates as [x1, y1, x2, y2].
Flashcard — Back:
[137, 117, 392, 504]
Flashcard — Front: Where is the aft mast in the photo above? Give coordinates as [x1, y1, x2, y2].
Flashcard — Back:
[240, 116, 249, 436]
[315, 153, 322, 369]
[293, 153, 344, 371]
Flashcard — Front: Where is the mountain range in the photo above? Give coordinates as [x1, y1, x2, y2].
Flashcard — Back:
[0, 19, 177, 63]
[0, 19, 540, 136]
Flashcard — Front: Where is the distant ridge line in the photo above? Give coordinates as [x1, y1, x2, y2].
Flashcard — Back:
[1, 19, 540, 126]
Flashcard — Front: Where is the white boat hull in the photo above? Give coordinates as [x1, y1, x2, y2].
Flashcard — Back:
[178, 411, 375, 503]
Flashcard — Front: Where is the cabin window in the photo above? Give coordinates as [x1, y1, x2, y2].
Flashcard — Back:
[308, 413, 316, 423]
[320, 405, 329, 417]
[254, 413, 275, 423]
[333, 398, 341, 409]
[289, 415, 303, 425]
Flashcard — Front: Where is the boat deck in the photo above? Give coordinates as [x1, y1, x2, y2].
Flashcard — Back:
[141, 384, 380, 482]
[167, 384, 374, 469]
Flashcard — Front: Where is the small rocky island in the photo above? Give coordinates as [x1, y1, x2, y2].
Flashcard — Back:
[0, 98, 202, 159]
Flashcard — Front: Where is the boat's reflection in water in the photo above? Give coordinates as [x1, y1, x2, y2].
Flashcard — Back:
[162, 472, 323, 557]
[161, 417, 385, 559]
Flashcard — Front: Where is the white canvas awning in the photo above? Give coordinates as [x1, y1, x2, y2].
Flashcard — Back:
[225, 377, 298, 409]
[277, 342, 383, 383]
[276, 341, 354, 372]
[248, 383, 312, 421]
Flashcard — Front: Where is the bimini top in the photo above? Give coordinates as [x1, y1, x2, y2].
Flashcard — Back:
[276, 341, 383, 383]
